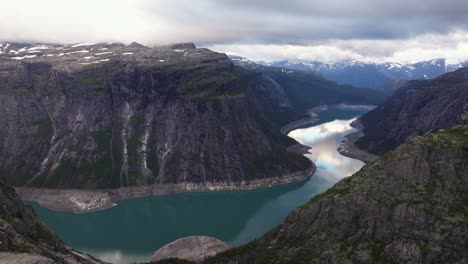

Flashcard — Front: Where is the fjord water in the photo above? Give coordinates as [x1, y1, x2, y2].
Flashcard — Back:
[30, 107, 367, 264]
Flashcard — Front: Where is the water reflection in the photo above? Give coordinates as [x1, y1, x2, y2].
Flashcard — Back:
[290, 118, 364, 181]
[30, 109, 367, 264]
[229, 117, 365, 245]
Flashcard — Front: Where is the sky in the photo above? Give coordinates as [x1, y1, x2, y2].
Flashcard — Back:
[1, 0, 468, 63]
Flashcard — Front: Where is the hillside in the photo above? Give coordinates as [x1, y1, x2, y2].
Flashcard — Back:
[355, 67, 468, 155]
[197, 125, 468, 264]
[0, 178, 102, 263]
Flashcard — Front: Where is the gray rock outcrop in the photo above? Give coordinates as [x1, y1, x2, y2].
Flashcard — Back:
[150, 236, 230, 262]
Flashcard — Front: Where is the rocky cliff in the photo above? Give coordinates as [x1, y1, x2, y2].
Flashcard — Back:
[355, 67, 468, 155]
[195, 125, 468, 264]
[0, 42, 312, 189]
[0, 178, 102, 263]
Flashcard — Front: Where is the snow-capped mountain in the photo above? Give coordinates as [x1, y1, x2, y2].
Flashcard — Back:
[446, 60, 468, 72]
[0, 42, 133, 62]
[261, 58, 467, 89]
[229, 55, 267, 71]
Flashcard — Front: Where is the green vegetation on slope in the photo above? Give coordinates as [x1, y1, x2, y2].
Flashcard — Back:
[40, 126, 124, 188]
[32, 117, 53, 143]
[70, 68, 107, 96]
[179, 66, 251, 99]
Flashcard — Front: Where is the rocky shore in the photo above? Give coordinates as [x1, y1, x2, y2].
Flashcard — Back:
[338, 119, 378, 163]
[16, 165, 315, 214]
[16, 105, 323, 214]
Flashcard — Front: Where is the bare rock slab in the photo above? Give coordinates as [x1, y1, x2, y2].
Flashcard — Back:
[150, 236, 230, 262]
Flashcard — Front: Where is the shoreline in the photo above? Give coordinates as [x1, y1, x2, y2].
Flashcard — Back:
[17, 103, 372, 214]
[337, 119, 379, 163]
[17, 166, 315, 214]
[280, 105, 325, 135]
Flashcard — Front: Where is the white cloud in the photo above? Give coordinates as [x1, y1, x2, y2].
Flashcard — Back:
[1, 0, 467, 63]
[1, 0, 163, 44]
[208, 31, 468, 63]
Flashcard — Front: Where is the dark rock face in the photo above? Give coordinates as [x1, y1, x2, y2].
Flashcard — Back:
[201, 125, 468, 264]
[245, 73, 293, 119]
[0, 42, 312, 189]
[0, 179, 101, 263]
[355, 67, 468, 155]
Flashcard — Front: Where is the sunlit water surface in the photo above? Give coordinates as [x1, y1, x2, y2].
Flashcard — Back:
[30, 107, 367, 264]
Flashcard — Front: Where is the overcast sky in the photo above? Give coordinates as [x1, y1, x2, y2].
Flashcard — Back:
[1, 0, 468, 63]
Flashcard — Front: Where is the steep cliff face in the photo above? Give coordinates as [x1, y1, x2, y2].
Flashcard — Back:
[0, 179, 101, 263]
[201, 125, 468, 264]
[355, 67, 468, 155]
[0, 43, 310, 189]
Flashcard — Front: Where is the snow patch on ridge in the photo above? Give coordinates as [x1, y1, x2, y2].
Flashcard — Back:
[71, 43, 96, 48]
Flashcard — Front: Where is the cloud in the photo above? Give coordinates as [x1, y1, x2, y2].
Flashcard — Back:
[209, 31, 468, 63]
[1, 0, 467, 62]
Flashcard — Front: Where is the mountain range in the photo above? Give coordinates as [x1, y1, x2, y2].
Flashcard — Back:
[0, 41, 466, 264]
[153, 67, 468, 263]
[231, 55, 468, 90]
[149, 65, 468, 264]
[0, 42, 384, 195]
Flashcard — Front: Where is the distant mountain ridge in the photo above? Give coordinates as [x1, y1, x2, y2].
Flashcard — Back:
[231, 55, 468, 89]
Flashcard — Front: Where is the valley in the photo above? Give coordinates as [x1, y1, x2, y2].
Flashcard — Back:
[0, 42, 466, 264]
[1, 3, 468, 264]
[27, 106, 369, 264]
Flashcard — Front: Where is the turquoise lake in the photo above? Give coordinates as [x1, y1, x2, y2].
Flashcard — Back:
[30, 107, 368, 264]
